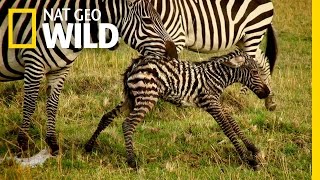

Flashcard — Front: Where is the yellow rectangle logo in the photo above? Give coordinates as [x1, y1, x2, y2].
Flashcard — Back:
[8, 8, 36, 49]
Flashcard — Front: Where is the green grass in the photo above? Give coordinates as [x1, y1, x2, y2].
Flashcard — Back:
[0, 0, 311, 179]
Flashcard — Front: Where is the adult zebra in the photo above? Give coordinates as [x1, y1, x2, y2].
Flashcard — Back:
[150, 0, 278, 111]
[0, 0, 177, 156]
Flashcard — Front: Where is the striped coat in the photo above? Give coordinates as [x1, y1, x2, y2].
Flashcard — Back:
[85, 49, 270, 169]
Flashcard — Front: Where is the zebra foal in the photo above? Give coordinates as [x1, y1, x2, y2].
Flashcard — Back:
[85, 49, 270, 169]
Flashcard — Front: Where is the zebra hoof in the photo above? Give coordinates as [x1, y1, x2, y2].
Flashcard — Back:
[17, 134, 29, 152]
[127, 156, 139, 170]
[84, 142, 94, 152]
[50, 148, 59, 156]
[45, 136, 59, 156]
[252, 164, 261, 171]
[246, 156, 260, 171]
[48, 144, 59, 156]
[265, 96, 276, 111]
[255, 151, 266, 167]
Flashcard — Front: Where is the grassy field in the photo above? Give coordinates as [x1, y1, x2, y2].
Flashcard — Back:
[0, 0, 311, 179]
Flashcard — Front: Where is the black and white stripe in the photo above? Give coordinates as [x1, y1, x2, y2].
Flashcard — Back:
[150, 0, 278, 110]
[85, 49, 270, 169]
[0, 0, 177, 156]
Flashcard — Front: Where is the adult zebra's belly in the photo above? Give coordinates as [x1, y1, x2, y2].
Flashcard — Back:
[184, 34, 237, 53]
[0, 57, 25, 82]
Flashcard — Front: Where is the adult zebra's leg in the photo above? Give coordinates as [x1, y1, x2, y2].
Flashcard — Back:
[122, 96, 157, 169]
[17, 63, 45, 154]
[45, 68, 70, 156]
[197, 96, 258, 169]
[85, 102, 124, 152]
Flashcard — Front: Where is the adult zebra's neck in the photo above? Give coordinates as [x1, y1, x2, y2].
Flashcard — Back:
[96, 0, 128, 32]
[149, 0, 185, 52]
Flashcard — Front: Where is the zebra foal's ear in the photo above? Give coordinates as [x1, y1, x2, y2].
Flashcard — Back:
[222, 56, 245, 68]
[165, 41, 178, 59]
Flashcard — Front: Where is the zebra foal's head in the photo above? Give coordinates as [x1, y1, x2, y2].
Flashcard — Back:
[120, 0, 178, 58]
[220, 50, 270, 99]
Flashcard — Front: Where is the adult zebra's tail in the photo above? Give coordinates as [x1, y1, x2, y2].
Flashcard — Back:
[266, 24, 278, 74]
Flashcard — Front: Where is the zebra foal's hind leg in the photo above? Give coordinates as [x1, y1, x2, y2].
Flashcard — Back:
[17, 62, 45, 155]
[122, 96, 158, 169]
[45, 68, 70, 156]
[85, 102, 124, 152]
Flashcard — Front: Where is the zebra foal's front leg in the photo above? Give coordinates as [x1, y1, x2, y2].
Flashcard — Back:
[17, 63, 45, 155]
[224, 114, 259, 155]
[45, 68, 70, 155]
[224, 113, 263, 169]
[85, 102, 124, 152]
[197, 96, 259, 169]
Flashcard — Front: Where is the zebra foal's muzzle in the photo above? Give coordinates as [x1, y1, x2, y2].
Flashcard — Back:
[255, 84, 270, 99]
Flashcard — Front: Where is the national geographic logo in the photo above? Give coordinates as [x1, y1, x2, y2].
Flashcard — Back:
[8, 8, 119, 49]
